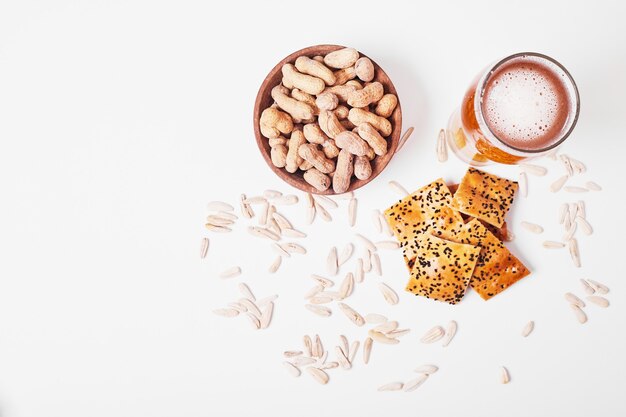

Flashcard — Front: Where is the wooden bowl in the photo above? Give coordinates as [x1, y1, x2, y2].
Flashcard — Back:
[253, 44, 402, 195]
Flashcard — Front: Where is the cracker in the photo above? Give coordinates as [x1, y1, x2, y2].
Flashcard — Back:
[384, 179, 465, 267]
[449, 183, 511, 241]
[441, 218, 530, 300]
[406, 233, 480, 305]
[449, 168, 517, 228]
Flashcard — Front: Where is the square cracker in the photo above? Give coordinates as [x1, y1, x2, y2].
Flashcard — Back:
[449, 168, 517, 228]
[440, 218, 530, 300]
[384, 179, 465, 268]
[406, 233, 480, 305]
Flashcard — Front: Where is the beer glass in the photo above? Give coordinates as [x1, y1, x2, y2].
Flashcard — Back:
[446, 52, 580, 165]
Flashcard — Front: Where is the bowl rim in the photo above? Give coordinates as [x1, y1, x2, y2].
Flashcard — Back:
[253, 44, 402, 195]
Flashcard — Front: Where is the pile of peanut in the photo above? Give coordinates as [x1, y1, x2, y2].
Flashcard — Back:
[260, 47, 398, 193]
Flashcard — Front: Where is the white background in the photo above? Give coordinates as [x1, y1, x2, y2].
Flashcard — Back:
[1, 0, 625, 416]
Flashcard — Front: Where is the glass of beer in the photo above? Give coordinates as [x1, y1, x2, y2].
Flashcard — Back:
[446, 52, 580, 165]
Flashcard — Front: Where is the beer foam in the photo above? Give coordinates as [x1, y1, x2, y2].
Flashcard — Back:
[481, 55, 575, 150]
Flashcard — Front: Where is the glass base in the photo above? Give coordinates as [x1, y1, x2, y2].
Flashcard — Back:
[446, 108, 492, 167]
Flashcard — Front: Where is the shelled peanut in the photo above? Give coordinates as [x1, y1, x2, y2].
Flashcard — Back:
[259, 47, 398, 193]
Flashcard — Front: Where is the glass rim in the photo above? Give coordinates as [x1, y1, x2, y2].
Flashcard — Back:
[474, 51, 581, 154]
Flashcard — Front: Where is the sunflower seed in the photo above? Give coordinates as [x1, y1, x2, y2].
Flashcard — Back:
[371, 253, 382, 276]
[238, 299, 260, 318]
[347, 198, 358, 227]
[247, 226, 280, 241]
[274, 195, 299, 205]
[421, 326, 445, 343]
[242, 196, 267, 205]
[282, 228, 307, 238]
[216, 211, 238, 221]
[378, 283, 399, 305]
[441, 320, 457, 347]
[256, 295, 278, 308]
[362, 251, 372, 273]
[587, 279, 609, 294]
[565, 292, 585, 307]
[348, 341, 360, 363]
[355, 258, 364, 283]
[387, 329, 411, 338]
[569, 238, 581, 267]
[550, 175, 568, 193]
[570, 304, 587, 324]
[327, 246, 338, 276]
[314, 335, 323, 358]
[305, 304, 332, 317]
[396, 127, 415, 153]
[237, 283, 255, 301]
[574, 201, 584, 219]
[315, 201, 332, 222]
[281, 242, 306, 255]
[303, 335, 313, 356]
[338, 303, 365, 326]
[521, 221, 544, 234]
[219, 266, 241, 279]
[338, 243, 354, 266]
[521, 321, 534, 337]
[414, 364, 439, 375]
[518, 172, 528, 198]
[213, 308, 239, 317]
[322, 291, 343, 300]
[543, 241, 565, 249]
[306, 367, 329, 384]
[576, 216, 593, 235]
[206, 215, 235, 226]
[306, 204, 316, 224]
[587, 296, 609, 308]
[404, 374, 429, 392]
[304, 285, 323, 300]
[260, 302, 274, 329]
[520, 163, 548, 176]
[563, 222, 577, 241]
[228, 302, 247, 313]
[200, 238, 209, 259]
[338, 335, 349, 356]
[436, 128, 448, 162]
[205, 224, 232, 233]
[501, 366, 510, 384]
[239, 194, 254, 219]
[560, 154, 574, 176]
[315, 194, 338, 209]
[320, 362, 339, 370]
[246, 313, 260, 329]
[283, 350, 303, 357]
[376, 240, 400, 250]
[371, 210, 382, 233]
[316, 350, 328, 366]
[365, 313, 388, 324]
[293, 356, 317, 367]
[378, 382, 404, 391]
[309, 296, 333, 305]
[283, 361, 301, 377]
[207, 201, 234, 212]
[388, 180, 409, 197]
[586, 181, 602, 191]
[559, 203, 569, 224]
[271, 213, 292, 230]
[311, 274, 334, 288]
[363, 337, 373, 364]
[374, 321, 398, 334]
[268, 256, 282, 273]
[564, 186, 588, 193]
[305, 192, 315, 208]
[368, 329, 400, 344]
[569, 203, 578, 220]
[272, 243, 290, 258]
[258, 201, 269, 226]
[381, 213, 393, 236]
[579, 279, 595, 295]
[335, 346, 351, 369]
[339, 272, 354, 299]
[545, 148, 558, 160]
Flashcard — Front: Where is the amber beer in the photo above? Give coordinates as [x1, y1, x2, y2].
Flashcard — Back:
[447, 52, 580, 165]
